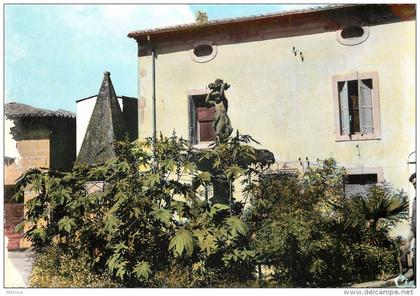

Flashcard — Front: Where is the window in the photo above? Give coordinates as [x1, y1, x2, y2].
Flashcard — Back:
[189, 40, 217, 63]
[188, 92, 216, 145]
[333, 72, 381, 141]
[336, 26, 370, 46]
[344, 167, 383, 198]
[345, 173, 378, 197]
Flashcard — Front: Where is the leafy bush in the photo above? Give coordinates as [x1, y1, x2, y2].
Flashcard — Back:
[16, 135, 407, 287]
[16, 133, 264, 287]
[247, 159, 407, 287]
[29, 246, 119, 287]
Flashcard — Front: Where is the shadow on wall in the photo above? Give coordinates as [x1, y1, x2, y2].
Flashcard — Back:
[121, 96, 139, 142]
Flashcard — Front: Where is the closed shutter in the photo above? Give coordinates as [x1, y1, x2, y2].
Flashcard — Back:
[197, 107, 216, 142]
[338, 81, 350, 136]
[359, 79, 374, 134]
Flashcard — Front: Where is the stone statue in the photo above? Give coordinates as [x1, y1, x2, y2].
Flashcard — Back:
[205, 79, 233, 142]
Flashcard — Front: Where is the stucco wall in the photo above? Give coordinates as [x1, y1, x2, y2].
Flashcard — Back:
[138, 21, 415, 236]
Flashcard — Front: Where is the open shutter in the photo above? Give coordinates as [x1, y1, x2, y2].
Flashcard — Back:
[339, 81, 350, 136]
[359, 80, 374, 134]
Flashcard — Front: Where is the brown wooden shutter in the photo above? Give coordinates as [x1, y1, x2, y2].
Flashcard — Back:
[197, 107, 216, 142]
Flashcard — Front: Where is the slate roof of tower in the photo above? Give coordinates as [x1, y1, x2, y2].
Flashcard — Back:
[76, 71, 128, 166]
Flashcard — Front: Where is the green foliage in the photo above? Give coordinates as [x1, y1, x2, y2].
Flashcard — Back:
[16, 133, 407, 287]
[133, 261, 152, 281]
[17, 133, 263, 287]
[333, 183, 409, 244]
[247, 159, 407, 287]
[29, 247, 119, 288]
[169, 228, 195, 257]
[225, 216, 247, 237]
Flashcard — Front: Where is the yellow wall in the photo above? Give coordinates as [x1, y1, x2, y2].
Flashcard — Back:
[138, 21, 415, 234]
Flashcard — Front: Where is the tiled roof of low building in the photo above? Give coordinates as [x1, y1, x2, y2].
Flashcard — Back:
[5, 102, 75, 119]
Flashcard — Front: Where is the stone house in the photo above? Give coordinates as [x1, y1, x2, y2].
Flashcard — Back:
[128, 4, 416, 236]
[4, 102, 76, 249]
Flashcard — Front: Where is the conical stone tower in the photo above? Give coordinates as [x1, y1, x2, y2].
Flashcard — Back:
[76, 71, 128, 166]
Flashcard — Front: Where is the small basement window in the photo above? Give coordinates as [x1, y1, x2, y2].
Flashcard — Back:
[190, 40, 217, 63]
[345, 173, 378, 197]
[336, 26, 369, 46]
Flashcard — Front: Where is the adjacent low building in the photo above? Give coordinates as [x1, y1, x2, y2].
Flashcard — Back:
[4, 102, 76, 249]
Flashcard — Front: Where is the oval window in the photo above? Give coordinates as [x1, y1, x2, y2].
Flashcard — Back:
[336, 26, 370, 46]
[341, 26, 365, 39]
[194, 44, 213, 57]
[190, 40, 217, 63]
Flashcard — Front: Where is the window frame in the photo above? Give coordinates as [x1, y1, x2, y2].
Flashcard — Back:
[336, 26, 370, 46]
[187, 89, 216, 148]
[189, 40, 218, 63]
[332, 71, 381, 141]
[344, 167, 384, 197]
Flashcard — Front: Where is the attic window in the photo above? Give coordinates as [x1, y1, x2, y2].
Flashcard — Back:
[190, 40, 217, 63]
[336, 26, 369, 46]
[341, 26, 364, 39]
[194, 45, 213, 57]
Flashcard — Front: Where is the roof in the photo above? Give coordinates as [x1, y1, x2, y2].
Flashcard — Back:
[76, 71, 128, 166]
[5, 102, 75, 119]
[128, 4, 415, 55]
[76, 95, 137, 103]
[128, 4, 348, 38]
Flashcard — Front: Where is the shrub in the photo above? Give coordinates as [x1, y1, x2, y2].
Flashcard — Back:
[16, 134, 264, 287]
[29, 246, 119, 288]
[247, 159, 407, 287]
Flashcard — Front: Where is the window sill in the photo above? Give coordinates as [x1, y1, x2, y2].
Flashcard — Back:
[193, 141, 215, 149]
[335, 134, 381, 142]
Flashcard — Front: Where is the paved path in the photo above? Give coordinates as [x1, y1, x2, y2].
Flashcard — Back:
[4, 238, 33, 288]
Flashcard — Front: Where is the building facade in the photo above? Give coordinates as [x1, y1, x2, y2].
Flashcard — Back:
[128, 4, 416, 236]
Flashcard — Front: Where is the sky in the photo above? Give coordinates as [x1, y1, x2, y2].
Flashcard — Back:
[4, 4, 321, 112]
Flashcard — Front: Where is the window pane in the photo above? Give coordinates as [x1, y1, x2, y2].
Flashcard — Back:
[347, 80, 359, 134]
[345, 173, 378, 197]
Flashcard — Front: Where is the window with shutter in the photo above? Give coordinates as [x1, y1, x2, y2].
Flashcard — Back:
[188, 93, 216, 145]
[333, 72, 381, 141]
